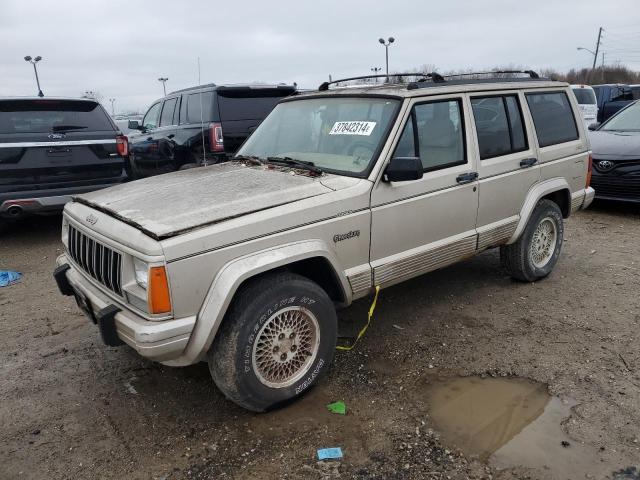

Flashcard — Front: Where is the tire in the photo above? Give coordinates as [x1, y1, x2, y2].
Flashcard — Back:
[500, 199, 564, 282]
[208, 272, 337, 412]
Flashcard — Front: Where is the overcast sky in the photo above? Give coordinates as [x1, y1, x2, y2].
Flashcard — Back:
[2, 0, 639, 113]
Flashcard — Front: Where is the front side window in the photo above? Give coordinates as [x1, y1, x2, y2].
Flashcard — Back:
[471, 95, 527, 159]
[600, 101, 640, 131]
[159, 98, 177, 127]
[237, 97, 399, 176]
[143, 102, 161, 130]
[526, 92, 579, 147]
[393, 99, 466, 172]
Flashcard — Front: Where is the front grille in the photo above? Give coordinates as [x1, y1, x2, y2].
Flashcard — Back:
[591, 175, 640, 200]
[67, 224, 123, 295]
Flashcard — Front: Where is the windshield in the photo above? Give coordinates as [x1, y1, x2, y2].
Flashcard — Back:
[572, 88, 597, 105]
[601, 101, 640, 131]
[237, 97, 400, 176]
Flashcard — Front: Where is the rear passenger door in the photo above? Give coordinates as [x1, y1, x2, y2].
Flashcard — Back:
[470, 93, 540, 249]
[370, 95, 479, 288]
[525, 90, 587, 196]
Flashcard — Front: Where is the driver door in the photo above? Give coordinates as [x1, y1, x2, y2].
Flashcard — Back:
[370, 95, 479, 288]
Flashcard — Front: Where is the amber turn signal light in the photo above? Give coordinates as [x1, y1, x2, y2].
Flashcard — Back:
[148, 266, 172, 314]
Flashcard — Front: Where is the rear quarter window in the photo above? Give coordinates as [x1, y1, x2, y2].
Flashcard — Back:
[186, 91, 215, 124]
[525, 92, 579, 148]
[0, 100, 114, 134]
[571, 88, 597, 105]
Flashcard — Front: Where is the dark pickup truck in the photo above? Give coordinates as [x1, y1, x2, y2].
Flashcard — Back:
[0, 97, 128, 219]
[592, 84, 635, 123]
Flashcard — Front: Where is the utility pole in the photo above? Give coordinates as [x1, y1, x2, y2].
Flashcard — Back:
[592, 27, 603, 70]
[109, 98, 115, 116]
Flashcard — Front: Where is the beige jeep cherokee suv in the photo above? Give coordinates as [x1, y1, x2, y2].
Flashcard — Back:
[54, 71, 595, 411]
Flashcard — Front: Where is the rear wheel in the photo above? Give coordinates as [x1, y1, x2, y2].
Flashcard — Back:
[500, 199, 564, 282]
[208, 272, 337, 412]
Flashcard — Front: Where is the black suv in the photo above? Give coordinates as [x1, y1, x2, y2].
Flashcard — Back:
[127, 83, 296, 178]
[0, 98, 128, 219]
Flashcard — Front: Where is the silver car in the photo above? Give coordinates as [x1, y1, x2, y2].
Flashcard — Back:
[54, 71, 594, 411]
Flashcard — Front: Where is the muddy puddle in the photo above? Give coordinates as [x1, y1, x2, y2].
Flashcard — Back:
[424, 376, 610, 479]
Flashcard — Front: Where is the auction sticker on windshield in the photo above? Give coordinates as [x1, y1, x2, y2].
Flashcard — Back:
[329, 121, 376, 136]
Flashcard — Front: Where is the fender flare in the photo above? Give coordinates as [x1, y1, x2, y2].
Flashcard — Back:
[507, 178, 570, 244]
[175, 240, 350, 365]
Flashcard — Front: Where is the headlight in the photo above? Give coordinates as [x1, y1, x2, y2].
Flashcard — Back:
[133, 258, 149, 289]
[61, 217, 69, 244]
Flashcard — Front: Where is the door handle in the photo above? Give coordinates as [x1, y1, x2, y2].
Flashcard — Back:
[520, 157, 538, 168]
[456, 172, 478, 184]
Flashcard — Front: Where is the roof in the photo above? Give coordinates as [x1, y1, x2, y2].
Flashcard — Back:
[0, 96, 99, 102]
[294, 79, 569, 100]
[168, 83, 296, 95]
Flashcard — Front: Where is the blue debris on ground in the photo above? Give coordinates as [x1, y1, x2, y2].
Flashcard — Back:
[317, 447, 343, 461]
[0, 270, 22, 287]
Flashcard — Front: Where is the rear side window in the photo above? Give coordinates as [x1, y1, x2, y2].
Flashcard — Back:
[526, 92, 579, 147]
[0, 100, 113, 134]
[186, 91, 215, 124]
[572, 88, 596, 105]
[394, 99, 466, 172]
[159, 98, 178, 127]
[471, 95, 528, 159]
[217, 92, 289, 122]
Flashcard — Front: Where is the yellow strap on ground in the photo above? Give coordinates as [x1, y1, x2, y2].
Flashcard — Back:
[336, 285, 380, 351]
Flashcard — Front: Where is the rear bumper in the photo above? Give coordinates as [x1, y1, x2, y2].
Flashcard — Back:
[0, 181, 125, 217]
[55, 254, 195, 363]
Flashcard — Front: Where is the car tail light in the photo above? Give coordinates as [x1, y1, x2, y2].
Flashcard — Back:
[209, 122, 224, 152]
[116, 135, 129, 156]
[586, 153, 593, 188]
[148, 266, 172, 314]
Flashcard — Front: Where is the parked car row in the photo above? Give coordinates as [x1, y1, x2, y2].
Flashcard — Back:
[2, 75, 638, 223]
[0, 83, 297, 219]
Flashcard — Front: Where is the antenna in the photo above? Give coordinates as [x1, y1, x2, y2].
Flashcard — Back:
[198, 56, 207, 166]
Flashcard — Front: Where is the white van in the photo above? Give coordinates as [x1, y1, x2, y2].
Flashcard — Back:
[570, 84, 598, 126]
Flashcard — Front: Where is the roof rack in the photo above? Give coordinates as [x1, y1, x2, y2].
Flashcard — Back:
[318, 73, 444, 91]
[318, 70, 543, 92]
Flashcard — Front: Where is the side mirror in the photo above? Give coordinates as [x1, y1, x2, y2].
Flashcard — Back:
[128, 120, 141, 130]
[383, 157, 423, 182]
[588, 122, 600, 131]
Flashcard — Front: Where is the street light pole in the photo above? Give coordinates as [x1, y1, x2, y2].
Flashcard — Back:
[371, 67, 382, 83]
[109, 98, 115, 116]
[378, 37, 395, 82]
[158, 77, 168, 96]
[24, 56, 44, 97]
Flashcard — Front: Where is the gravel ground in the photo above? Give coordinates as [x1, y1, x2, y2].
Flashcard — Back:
[1, 201, 639, 480]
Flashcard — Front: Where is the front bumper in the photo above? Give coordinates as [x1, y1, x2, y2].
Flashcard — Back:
[55, 254, 195, 363]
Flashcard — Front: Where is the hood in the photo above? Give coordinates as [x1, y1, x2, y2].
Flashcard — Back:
[589, 130, 640, 159]
[75, 162, 338, 239]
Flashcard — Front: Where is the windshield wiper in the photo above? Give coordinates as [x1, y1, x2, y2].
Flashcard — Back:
[266, 156, 322, 174]
[51, 125, 88, 132]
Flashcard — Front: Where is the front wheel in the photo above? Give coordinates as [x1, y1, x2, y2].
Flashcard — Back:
[208, 272, 337, 412]
[500, 199, 564, 282]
